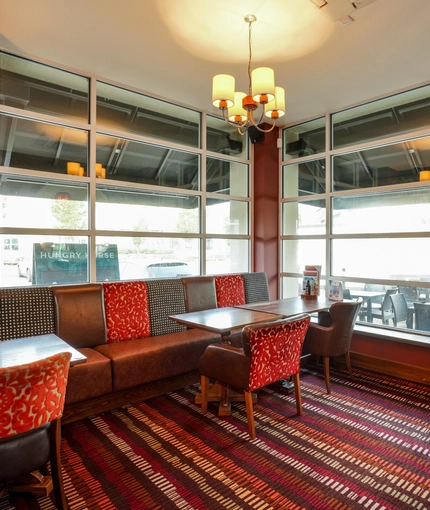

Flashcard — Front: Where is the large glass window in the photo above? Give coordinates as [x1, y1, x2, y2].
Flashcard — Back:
[206, 239, 249, 275]
[96, 82, 200, 148]
[96, 187, 199, 233]
[0, 52, 250, 287]
[332, 85, 430, 149]
[283, 117, 325, 160]
[96, 134, 199, 189]
[0, 115, 88, 175]
[206, 157, 248, 196]
[96, 236, 200, 280]
[0, 52, 89, 122]
[281, 84, 430, 335]
[0, 174, 88, 229]
[206, 198, 248, 235]
[206, 115, 248, 159]
[332, 136, 430, 191]
[282, 158, 326, 197]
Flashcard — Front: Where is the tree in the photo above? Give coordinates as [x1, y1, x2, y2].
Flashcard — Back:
[51, 199, 87, 230]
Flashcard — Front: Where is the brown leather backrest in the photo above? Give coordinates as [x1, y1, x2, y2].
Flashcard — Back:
[52, 283, 107, 349]
[181, 276, 217, 312]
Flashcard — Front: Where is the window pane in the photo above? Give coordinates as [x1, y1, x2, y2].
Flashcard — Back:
[95, 133, 199, 189]
[97, 82, 200, 148]
[206, 198, 248, 235]
[0, 175, 88, 229]
[282, 239, 326, 275]
[0, 52, 89, 122]
[332, 189, 430, 234]
[283, 117, 325, 160]
[0, 234, 93, 286]
[96, 186, 200, 233]
[332, 85, 430, 149]
[281, 276, 301, 299]
[206, 239, 249, 274]
[97, 236, 199, 280]
[0, 115, 88, 175]
[332, 238, 430, 280]
[206, 157, 248, 196]
[282, 158, 326, 198]
[206, 115, 248, 159]
[282, 200, 326, 235]
[332, 136, 430, 191]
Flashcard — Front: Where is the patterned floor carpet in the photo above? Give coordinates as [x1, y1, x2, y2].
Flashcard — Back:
[2, 365, 429, 510]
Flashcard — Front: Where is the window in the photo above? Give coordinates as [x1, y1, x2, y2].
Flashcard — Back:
[281, 84, 430, 336]
[0, 51, 251, 287]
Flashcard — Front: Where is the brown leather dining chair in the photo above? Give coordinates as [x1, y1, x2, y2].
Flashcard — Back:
[199, 314, 311, 440]
[0, 352, 71, 509]
[303, 298, 362, 394]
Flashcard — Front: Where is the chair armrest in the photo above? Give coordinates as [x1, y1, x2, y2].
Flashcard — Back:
[199, 344, 250, 390]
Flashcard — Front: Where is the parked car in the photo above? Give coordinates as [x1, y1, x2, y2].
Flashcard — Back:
[146, 262, 192, 278]
[17, 256, 32, 282]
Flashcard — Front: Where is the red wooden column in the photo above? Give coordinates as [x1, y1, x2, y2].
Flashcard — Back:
[252, 127, 280, 299]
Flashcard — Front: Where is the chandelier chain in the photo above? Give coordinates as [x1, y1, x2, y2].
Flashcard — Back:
[248, 17, 253, 96]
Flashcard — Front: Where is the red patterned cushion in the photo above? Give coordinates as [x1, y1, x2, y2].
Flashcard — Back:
[214, 275, 246, 308]
[248, 316, 310, 392]
[0, 351, 71, 438]
[103, 281, 150, 343]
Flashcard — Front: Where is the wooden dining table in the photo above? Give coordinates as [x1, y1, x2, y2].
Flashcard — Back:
[170, 306, 283, 415]
[169, 306, 283, 344]
[169, 297, 337, 415]
[0, 333, 87, 369]
[236, 296, 335, 317]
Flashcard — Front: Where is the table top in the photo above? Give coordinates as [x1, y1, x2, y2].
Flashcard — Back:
[349, 290, 385, 299]
[0, 333, 87, 369]
[237, 296, 335, 317]
[169, 306, 283, 335]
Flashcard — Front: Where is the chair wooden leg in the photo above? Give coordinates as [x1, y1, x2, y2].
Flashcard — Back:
[49, 419, 68, 510]
[323, 357, 331, 394]
[345, 351, 354, 380]
[200, 375, 209, 414]
[292, 373, 303, 415]
[244, 391, 256, 440]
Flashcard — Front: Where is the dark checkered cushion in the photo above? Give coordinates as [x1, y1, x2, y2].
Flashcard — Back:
[146, 279, 187, 336]
[242, 272, 270, 303]
[0, 287, 55, 341]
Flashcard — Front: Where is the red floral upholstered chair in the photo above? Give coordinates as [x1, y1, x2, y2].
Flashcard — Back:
[199, 314, 310, 440]
[0, 352, 71, 509]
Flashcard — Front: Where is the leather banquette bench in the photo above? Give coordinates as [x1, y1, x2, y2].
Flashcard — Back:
[0, 272, 270, 423]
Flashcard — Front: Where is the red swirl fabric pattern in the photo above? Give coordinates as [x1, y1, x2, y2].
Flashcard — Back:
[103, 281, 150, 343]
[248, 316, 310, 392]
[214, 275, 246, 308]
[0, 351, 71, 438]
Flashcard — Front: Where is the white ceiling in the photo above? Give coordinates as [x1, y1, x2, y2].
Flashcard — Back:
[1, 0, 429, 125]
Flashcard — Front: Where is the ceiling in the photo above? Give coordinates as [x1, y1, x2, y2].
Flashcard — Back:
[1, 0, 430, 125]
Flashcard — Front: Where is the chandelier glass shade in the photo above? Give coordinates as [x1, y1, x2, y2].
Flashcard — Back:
[212, 14, 285, 135]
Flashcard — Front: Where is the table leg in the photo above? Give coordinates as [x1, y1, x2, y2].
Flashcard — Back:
[195, 382, 256, 416]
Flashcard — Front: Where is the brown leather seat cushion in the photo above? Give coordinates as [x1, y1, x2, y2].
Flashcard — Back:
[95, 329, 220, 392]
[65, 348, 112, 404]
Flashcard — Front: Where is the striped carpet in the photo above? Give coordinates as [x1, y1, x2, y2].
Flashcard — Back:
[2, 365, 430, 510]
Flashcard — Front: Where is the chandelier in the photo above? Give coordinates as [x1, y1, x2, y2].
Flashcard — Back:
[212, 14, 285, 135]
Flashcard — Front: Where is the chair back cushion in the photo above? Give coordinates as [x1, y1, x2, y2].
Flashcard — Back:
[214, 275, 246, 308]
[0, 351, 71, 438]
[182, 276, 217, 312]
[103, 281, 150, 343]
[242, 314, 310, 392]
[52, 283, 107, 348]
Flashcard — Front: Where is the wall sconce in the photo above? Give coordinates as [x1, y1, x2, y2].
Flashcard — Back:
[419, 170, 430, 181]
